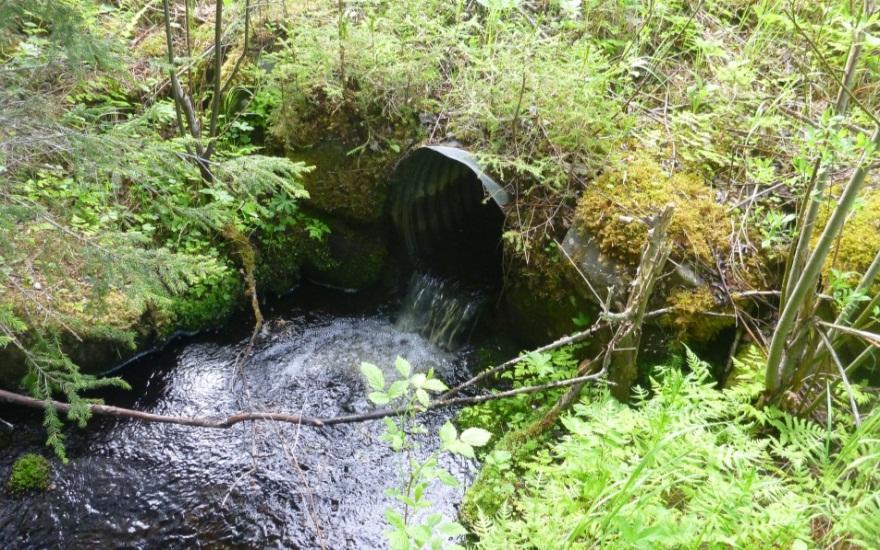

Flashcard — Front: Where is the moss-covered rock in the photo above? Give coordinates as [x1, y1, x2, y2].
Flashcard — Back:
[302, 217, 388, 291]
[574, 153, 733, 268]
[567, 152, 745, 345]
[817, 184, 880, 285]
[503, 239, 597, 347]
[6, 453, 51, 494]
[162, 264, 243, 334]
[271, 91, 421, 223]
[287, 142, 393, 223]
[661, 287, 734, 343]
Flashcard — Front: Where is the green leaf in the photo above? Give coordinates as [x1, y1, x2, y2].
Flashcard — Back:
[460, 427, 492, 447]
[439, 421, 457, 444]
[369, 391, 390, 405]
[388, 529, 409, 550]
[415, 388, 430, 407]
[387, 380, 409, 400]
[439, 522, 468, 537]
[413, 482, 426, 503]
[407, 524, 432, 545]
[411, 372, 427, 389]
[422, 378, 448, 392]
[385, 509, 405, 529]
[446, 440, 475, 458]
[395, 356, 412, 378]
[437, 469, 459, 488]
[361, 362, 385, 391]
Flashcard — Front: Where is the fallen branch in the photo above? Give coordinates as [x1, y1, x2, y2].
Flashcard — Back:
[439, 323, 605, 400]
[0, 372, 608, 431]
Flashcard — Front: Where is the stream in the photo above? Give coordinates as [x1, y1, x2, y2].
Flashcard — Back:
[0, 277, 503, 548]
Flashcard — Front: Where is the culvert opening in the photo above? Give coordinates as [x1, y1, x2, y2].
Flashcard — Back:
[390, 146, 507, 286]
[389, 146, 508, 349]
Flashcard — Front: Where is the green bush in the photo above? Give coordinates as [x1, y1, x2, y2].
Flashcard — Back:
[7, 453, 51, 494]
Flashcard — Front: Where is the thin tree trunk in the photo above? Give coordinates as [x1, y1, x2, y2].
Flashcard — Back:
[206, 0, 224, 154]
[767, 0, 877, 398]
[608, 204, 674, 400]
[766, 126, 880, 396]
[521, 205, 674, 438]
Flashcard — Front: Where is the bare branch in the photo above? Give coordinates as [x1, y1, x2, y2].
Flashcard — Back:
[0, 372, 609, 431]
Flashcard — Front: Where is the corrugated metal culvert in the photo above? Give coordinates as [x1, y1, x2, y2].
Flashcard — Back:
[390, 146, 508, 281]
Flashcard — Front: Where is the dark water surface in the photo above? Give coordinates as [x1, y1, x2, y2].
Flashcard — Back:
[0, 283, 486, 549]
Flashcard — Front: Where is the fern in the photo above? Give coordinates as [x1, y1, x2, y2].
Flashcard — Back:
[470, 352, 880, 549]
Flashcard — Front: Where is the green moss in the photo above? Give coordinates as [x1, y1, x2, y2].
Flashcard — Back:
[287, 142, 393, 223]
[7, 453, 51, 494]
[818, 186, 880, 285]
[255, 233, 306, 296]
[271, 90, 421, 223]
[662, 287, 734, 343]
[504, 239, 595, 347]
[574, 153, 733, 267]
[162, 265, 242, 334]
[303, 218, 387, 290]
[133, 31, 166, 59]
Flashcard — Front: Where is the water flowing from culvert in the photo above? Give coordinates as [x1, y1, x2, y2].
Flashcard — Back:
[0, 283, 489, 549]
[395, 272, 487, 350]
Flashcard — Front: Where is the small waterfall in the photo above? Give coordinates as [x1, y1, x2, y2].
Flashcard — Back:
[396, 272, 486, 350]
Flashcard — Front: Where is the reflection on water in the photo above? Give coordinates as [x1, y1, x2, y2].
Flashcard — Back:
[0, 287, 479, 548]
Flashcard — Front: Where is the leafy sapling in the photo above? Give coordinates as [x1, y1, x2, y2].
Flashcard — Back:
[360, 357, 492, 550]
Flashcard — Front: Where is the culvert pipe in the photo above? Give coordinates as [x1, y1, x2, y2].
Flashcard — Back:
[390, 146, 508, 280]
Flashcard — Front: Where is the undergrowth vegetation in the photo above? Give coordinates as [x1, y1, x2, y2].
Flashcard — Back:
[0, 0, 878, 547]
[465, 351, 880, 548]
[0, 0, 318, 458]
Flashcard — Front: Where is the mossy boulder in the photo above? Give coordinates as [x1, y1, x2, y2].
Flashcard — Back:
[574, 153, 733, 268]
[503, 239, 597, 347]
[568, 153, 738, 343]
[271, 91, 421, 223]
[661, 287, 733, 343]
[816, 184, 880, 286]
[7, 453, 51, 494]
[284, 141, 394, 224]
[303, 217, 388, 291]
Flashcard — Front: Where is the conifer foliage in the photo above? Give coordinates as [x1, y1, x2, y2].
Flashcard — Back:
[0, 0, 310, 458]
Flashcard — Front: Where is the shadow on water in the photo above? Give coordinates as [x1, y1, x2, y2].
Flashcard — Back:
[0, 282, 499, 549]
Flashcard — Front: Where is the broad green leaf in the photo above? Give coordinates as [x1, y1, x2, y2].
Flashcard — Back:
[460, 427, 492, 447]
[385, 509, 405, 529]
[439, 522, 468, 537]
[413, 482, 426, 503]
[425, 513, 443, 528]
[387, 379, 409, 400]
[395, 356, 412, 378]
[388, 529, 408, 550]
[447, 440, 475, 458]
[422, 378, 448, 392]
[369, 391, 390, 405]
[415, 388, 430, 407]
[439, 421, 457, 444]
[407, 524, 432, 545]
[411, 372, 427, 389]
[360, 362, 385, 391]
[437, 469, 459, 488]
